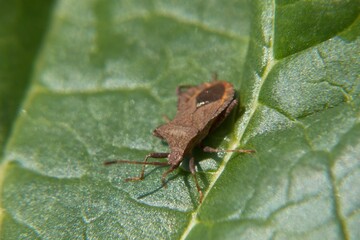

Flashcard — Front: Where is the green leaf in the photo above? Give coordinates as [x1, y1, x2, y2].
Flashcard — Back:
[1, 0, 359, 239]
[0, 0, 55, 155]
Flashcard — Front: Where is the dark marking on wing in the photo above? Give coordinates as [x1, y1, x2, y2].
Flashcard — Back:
[196, 83, 225, 108]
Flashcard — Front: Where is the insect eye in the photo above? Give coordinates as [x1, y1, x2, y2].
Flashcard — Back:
[196, 83, 225, 108]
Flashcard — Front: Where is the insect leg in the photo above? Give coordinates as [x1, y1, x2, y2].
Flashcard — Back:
[161, 165, 178, 188]
[124, 152, 169, 181]
[104, 153, 169, 181]
[189, 156, 203, 203]
[202, 146, 255, 154]
[162, 115, 171, 123]
[176, 85, 196, 96]
[211, 72, 218, 81]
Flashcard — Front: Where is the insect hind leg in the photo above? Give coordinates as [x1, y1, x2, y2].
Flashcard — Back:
[176, 85, 196, 96]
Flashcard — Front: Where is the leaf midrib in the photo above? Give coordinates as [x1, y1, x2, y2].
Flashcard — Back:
[179, 1, 277, 238]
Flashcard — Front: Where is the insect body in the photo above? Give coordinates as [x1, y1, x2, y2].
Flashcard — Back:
[105, 76, 254, 202]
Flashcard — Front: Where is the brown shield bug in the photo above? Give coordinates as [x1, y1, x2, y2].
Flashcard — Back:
[104, 75, 254, 203]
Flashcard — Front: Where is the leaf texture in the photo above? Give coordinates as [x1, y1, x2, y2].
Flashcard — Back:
[0, 0, 359, 239]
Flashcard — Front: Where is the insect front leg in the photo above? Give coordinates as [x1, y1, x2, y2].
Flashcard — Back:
[125, 152, 169, 182]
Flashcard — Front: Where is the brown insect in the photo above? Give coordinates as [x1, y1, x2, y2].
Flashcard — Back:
[104, 75, 254, 203]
